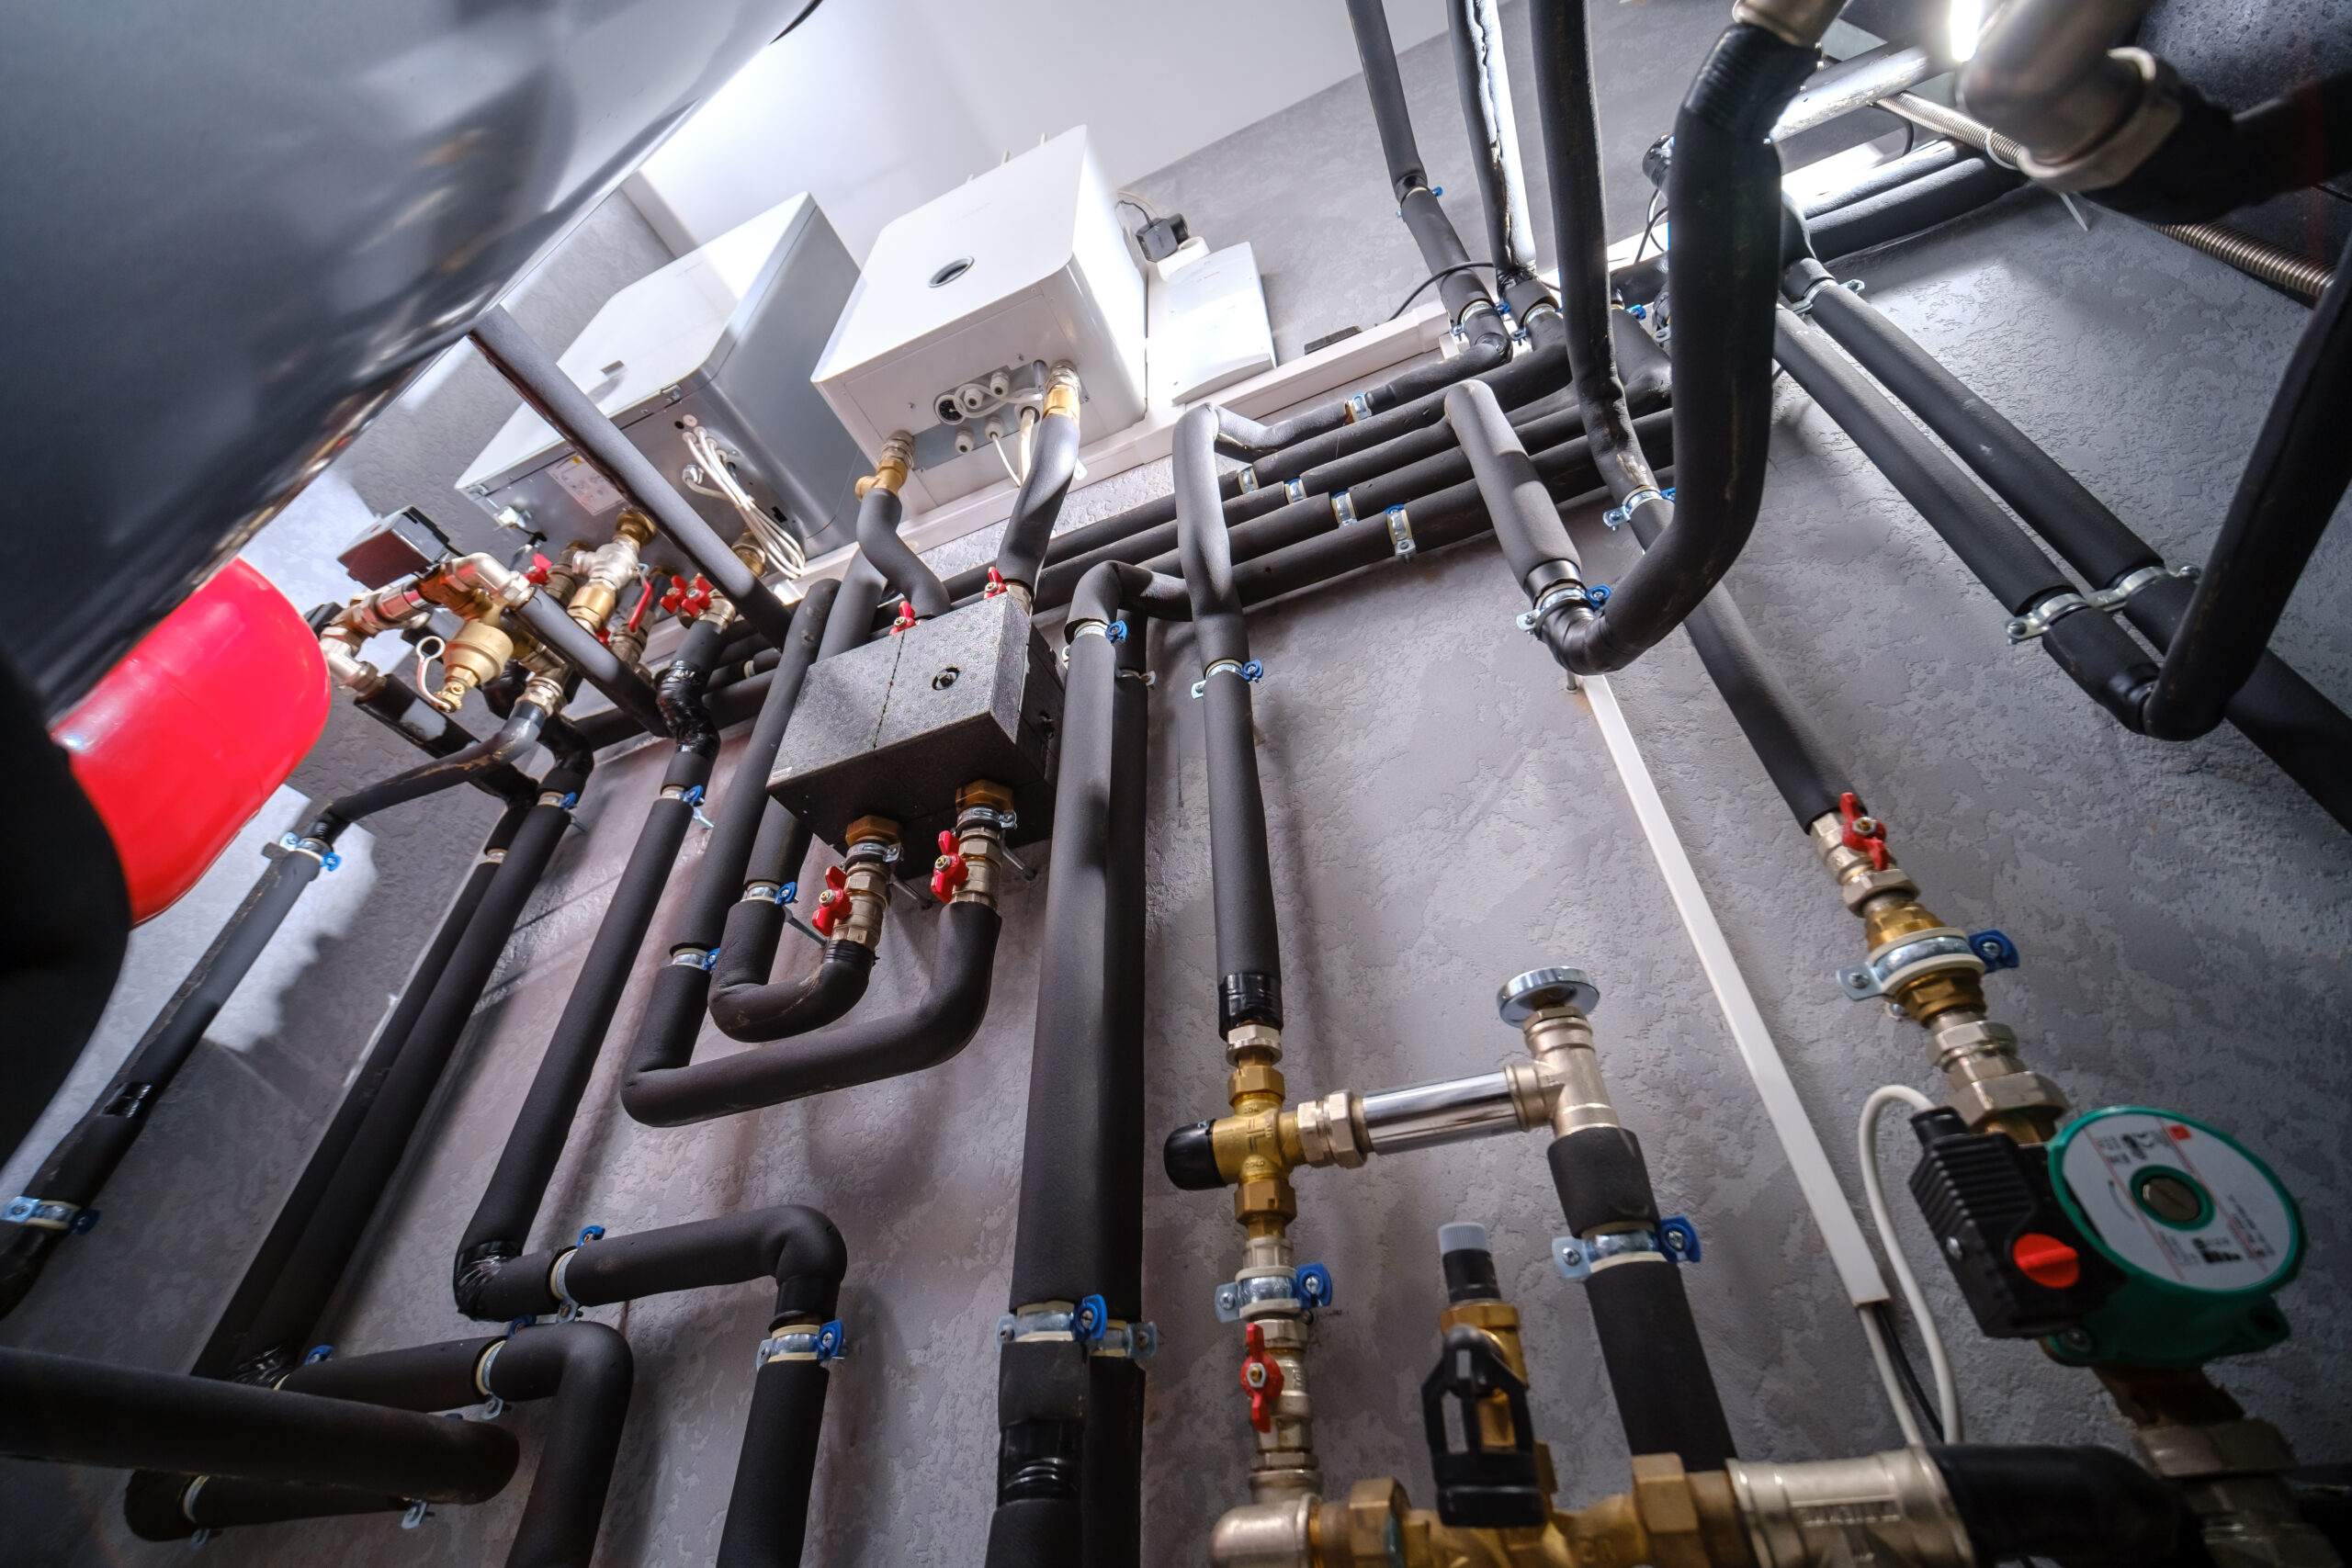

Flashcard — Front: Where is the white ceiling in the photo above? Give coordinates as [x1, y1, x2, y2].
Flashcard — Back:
[625, 0, 1447, 261]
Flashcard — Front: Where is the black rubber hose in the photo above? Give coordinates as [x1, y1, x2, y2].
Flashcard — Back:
[1930, 1444, 2186, 1565]
[1546, 1127, 1736, 1470]
[854, 484, 950, 620]
[306, 699, 548, 840]
[2086, 71, 2352, 225]
[460, 1207, 847, 1325]
[626, 580, 838, 1097]
[1531, 0, 1661, 510]
[0, 837, 324, 1319]
[0, 1346, 516, 1501]
[514, 592, 666, 737]
[1173, 406, 1284, 1033]
[624, 901, 1002, 1127]
[1345, 0, 1496, 327]
[997, 409, 1086, 591]
[1806, 154, 2025, 262]
[1771, 308, 2165, 732]
[719, 1357, 831, 1568]
[227, 766, 587, 1381]
[187, 804, 532, 1380]
[655, 615, 729, 756]
[2140, 228, 2352, 740]
[1794, 263, 2352, 828]
[1545, 24, 1818, 674]
[1448, 0, 1538, 287]
[453, 739, 718, 1294]
[470, 307, 793, 648]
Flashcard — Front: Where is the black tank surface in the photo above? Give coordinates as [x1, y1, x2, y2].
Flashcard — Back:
[0, 0, 799, 716]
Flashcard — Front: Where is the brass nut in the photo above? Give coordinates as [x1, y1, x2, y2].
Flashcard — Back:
[1945, 1069, 2068, 1130]
[613, 509, 655, 546]
[567, 578, 619, 632]
[957, 778, 1016, 815]
[1043, 363, 1082, 422]
[1840, 866, 1921, 913]
[1928, 1017, 2024, 1074]
[1228, 1062, 1286, 1106]
[1293, 1090, 1365, 1169]
[1630, 1453, 1709, 1568]
[1226, 1022, 1283, 1064]
[1344, 1480, 1408, 1568]
[1234, 1177, 1297, 1224]
[845, 815, 901, 848]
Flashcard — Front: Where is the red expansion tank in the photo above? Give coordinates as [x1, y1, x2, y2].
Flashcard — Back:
[51, 559, 330, 924]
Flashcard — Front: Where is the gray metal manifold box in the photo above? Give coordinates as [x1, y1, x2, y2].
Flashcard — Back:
[768, 593, 1062, 861]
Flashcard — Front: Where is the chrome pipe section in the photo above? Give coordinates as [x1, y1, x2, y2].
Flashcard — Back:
[1771, 43, 1939, 141]
[1957, 0, 2179, 191]
[1360, 1070, 1525, 1153]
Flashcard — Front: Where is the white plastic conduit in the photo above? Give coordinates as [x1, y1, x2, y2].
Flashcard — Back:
[1576, 674, 1891, 1307]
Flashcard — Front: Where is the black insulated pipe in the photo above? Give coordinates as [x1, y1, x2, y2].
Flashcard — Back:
[0, 837, 325, 1318]
[2139, 228, 2352, 740]
[273, 1325, 635, 1568]
[226, 762, 589, 1381]
[855, 484, 950, 620]
[997, 408, 1087, 591]
[2084, 70, 2352, 225]
[1770, 308, 2171, 734]
[514, 592, 667, 737]
[707, 809, 872, 1043]
[306, 699, 546, 840]
[623, 899, 1002, 1126]
[469, 306, 794, 649]
[1530, 0, 1663, 511]
[454, 632, 725, 1292]
[1346, 0, 1494, 324]
[1448, 0, 1540, 288]
[1546, 1126, 1736, 1470]
[1174, 406, 1284, 1033]
[1804, 154, 2025, 263]
[1793, 266, 2352, 829]
[1547, 23, 1817, 674]
[0, 1345, 516, 1501]
[624, 579, 839, 1117]
[1930, 1444, 2186, 1565]
[189, 803, 534, 1379]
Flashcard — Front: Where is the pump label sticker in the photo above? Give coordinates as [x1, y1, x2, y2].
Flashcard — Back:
[2058, 1111, 2296, 1293]
[548, 455, 624, 515]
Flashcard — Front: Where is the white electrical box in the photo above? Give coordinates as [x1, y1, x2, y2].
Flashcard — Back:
[813, 127, 1146, 511]
[1148, 243, 1275, 406]
[458, 194, 866, 560]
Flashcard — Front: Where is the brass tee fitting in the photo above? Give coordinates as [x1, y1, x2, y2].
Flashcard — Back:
[855, 431, 914, 499]
[567, 510, 653, 633]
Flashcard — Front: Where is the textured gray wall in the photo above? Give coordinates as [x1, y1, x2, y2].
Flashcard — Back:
[6, 4, 2348, 1564]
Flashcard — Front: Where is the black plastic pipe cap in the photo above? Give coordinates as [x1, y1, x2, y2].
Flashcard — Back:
[1162, 1122, 1226, 1190]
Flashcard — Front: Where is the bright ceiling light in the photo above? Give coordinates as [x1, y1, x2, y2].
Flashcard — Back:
[1950, 0, 1984, 63]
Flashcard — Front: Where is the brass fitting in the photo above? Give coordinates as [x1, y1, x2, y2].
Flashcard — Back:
[1517, 1005, 1619, 1138]
[1042, 361, 1082, 423]
[427, 614, 514, 712]
[420, 552, 537, 617]
[567, 511, 652, 632]
[825, 817, 899, 951]
[855, 431, 915, 499]
[947, 780, 1015, 908]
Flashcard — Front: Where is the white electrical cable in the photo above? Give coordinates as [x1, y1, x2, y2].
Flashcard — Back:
[1856, 1303, 1928, 1447]
[1578, 675, 1929, 1440]
[1860, 1083, 1964, 1441]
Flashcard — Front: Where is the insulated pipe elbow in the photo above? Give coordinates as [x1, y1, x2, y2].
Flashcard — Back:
[707, 909, 876, 1043]
[621, 902, 1003, 1127]
[307, 701, 549, 840]
[481, 1322, 635, 1568]
[854, 484, 950, 620]
[1069, 560, 1193, 630]
[997, 406, 1086, 591]
[462, 1208, 847, 1326]
[1545, 23, 1817, 676]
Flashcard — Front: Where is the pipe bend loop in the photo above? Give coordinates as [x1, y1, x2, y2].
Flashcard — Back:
[621, 901, 1004, 1127]
[708, 921, 876, 1043]
[1068, 560, 1193, 632]
[457, 1206, 847, 1327]
[995, 367, 1087, 592]
[854, 479, 951, 621]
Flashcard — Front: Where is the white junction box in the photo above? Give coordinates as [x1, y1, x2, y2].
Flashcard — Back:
[813, 127, 1146, 512]
[1148, 243, 1275, 406]
[458, 194, 867, 562]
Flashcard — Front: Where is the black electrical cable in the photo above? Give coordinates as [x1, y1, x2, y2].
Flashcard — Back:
[1871, 1301, 1945, 1442]
[1387, 262, 1494, 321]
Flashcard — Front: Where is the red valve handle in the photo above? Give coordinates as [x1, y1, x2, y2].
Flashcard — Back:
[811, 887, 843, 938]
[524, 553, 552, 585]
[1838, 791, 1891, 872]
[931, 829, 969, 903]
[888, 601, 918, 635]
[824, 865, 847, 892]
[661, 573, 688, 614]
[982, 566, 1009, 599]
[1238, 1323, 1283, 1433]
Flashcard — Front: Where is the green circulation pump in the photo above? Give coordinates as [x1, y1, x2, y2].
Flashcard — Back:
[2043, 1107, 2303, 1369]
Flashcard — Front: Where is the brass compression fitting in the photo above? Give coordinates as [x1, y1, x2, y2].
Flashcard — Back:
[811, 817, 899, 948]
[1809, 795, 2064, 1143]
[565, 509, 654, 634]
[854, 432, 913, 500]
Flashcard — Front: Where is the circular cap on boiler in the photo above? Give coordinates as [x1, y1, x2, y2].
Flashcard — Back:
[1497, 966, 1600, 1024]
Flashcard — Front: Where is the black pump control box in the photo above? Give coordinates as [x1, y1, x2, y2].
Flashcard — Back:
[768, 593, 1061, 864]
[1906, 1108, 2122, 1338]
